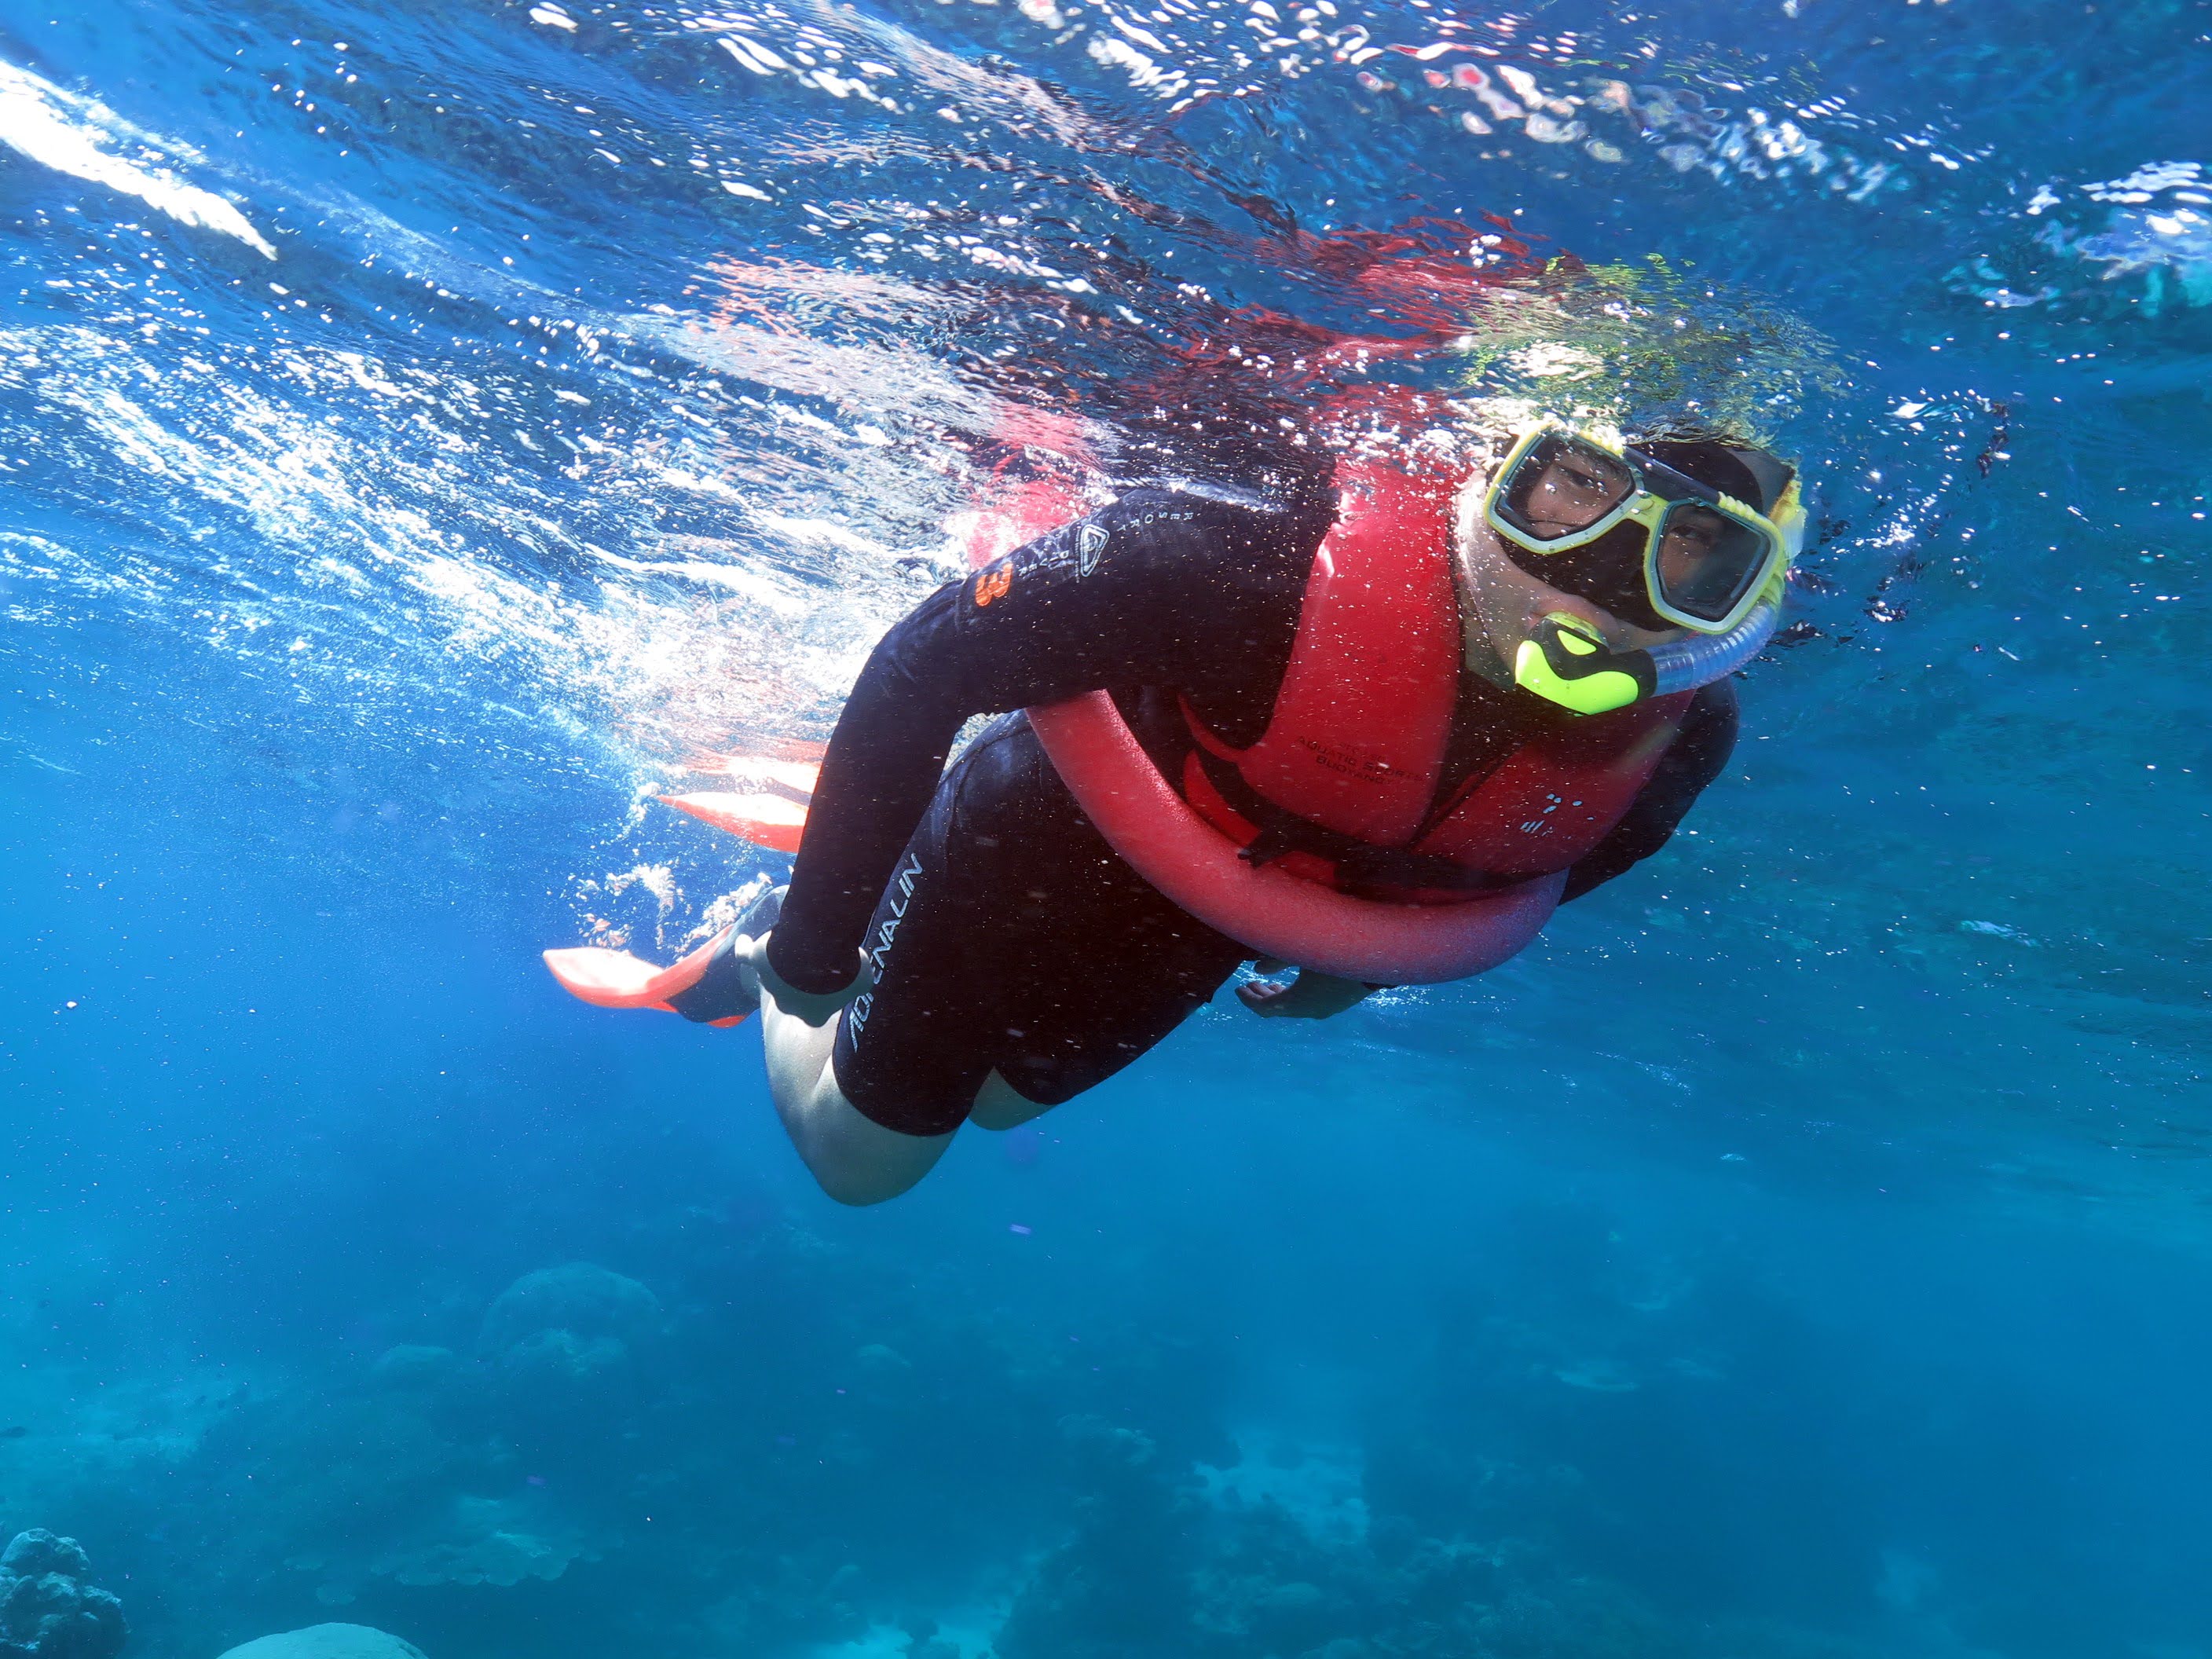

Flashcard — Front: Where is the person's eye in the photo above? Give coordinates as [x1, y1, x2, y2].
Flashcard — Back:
[1669, 516, 1723, 552]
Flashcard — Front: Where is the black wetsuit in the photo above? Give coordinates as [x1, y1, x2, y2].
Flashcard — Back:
[765, 482, 1738, 1135]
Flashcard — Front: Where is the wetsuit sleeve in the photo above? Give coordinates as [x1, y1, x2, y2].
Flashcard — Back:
[1559, 678, 1738, 903]
[766, 489, 1323, 994]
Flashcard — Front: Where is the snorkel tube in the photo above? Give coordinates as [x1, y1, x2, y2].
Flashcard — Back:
[1025, 696, 1565, 984]
[1648, 590, 1782, 692]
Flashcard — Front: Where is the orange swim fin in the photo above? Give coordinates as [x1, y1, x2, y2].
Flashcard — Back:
[541, 932, 751, 1027]
[658, 790, 808, 854]
[697, 755, 820, 793]
[660, 754, 818, 853]
[542, 888, 783, 1028]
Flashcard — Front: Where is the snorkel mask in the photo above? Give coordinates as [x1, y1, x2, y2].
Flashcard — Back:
[1480, 424, 1804, 714]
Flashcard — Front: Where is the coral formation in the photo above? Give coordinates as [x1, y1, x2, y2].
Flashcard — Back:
[0, 1532, 126, 1659]
[994, 1412, 1694, 1659]
[367, 1346, 463, 1392]
[216, 1626, 428, 1659]
[366, 1497, 591, 1591]
[995, 1416, 1196, 1659]
[478, 1264, 664, 1373]
[0, 1211, 1971, 1658]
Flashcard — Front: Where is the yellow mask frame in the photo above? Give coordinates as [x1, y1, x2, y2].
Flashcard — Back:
[1483, 424, 1804, 638]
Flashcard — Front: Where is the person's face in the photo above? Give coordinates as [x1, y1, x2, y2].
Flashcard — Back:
[1456, 463, 1698, 683]
[1519, 449, 1745, 595]
[1518, 448, 1631, 539]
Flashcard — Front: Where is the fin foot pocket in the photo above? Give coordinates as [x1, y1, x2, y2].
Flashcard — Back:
[541, 885, 785, 1027]
[541, 935, 745, 1022]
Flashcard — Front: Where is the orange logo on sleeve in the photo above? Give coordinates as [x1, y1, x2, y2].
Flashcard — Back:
[973, 564, 1013, 607]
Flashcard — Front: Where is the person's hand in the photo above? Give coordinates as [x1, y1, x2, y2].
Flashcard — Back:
[740, 932, 870, 1028]
[1236, 967, 1373, 1020]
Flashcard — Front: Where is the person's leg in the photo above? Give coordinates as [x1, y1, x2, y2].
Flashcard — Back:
[751, 712, 1247, 1198]
[925, 712, 1249, 1120]
[753, 996, 956, 1205]
[754, 991, 1040, 1190]
[754, 998, 1041, 1192]
[747, 725, 1024, 1203]
[966, 1072, 1056, 1131]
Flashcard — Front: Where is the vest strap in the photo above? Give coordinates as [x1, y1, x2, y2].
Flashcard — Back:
[1191, 747, 1526, 896]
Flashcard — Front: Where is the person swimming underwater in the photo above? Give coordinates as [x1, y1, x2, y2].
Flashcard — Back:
[548, 413, 1804, 1203]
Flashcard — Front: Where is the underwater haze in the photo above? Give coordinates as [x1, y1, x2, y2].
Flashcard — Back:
[3, 0, 2210, 1655]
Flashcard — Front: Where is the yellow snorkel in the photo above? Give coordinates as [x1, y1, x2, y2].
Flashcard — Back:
[1514, 614, 1659, 715]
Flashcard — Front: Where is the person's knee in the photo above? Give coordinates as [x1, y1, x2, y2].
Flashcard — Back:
[806, 1152, 929, 1207]
[966, 1071, 1055, 1131]
[789, 1084, 952, 1205]
[815, 1174, 908, 1207]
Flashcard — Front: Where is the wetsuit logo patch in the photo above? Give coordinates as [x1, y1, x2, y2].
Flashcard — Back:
[849, 851, 925, 1043]
[1076, 522, 1108, 577]
[972, 564, 1013, 607]
[1020, 522, 1099, 584]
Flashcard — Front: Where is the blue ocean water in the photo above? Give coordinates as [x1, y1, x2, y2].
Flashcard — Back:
[2, 0, 2209, 1655]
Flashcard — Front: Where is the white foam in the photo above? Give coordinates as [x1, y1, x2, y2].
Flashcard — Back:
[0, 59, 276, 259]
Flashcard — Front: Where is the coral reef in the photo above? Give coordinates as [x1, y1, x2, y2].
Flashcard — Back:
[0, 1532, 126, 1659]
[994, 1417, 1196, 1659]
[216, 1627, 427, 1659]
[0, 1207, 1958, 1659]
[365, 1497, 592, 1591]
[477, 1264, 664, 1382]
[994, 1413, 1693, 1659]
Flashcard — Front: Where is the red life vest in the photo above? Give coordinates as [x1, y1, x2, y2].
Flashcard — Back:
[1175, 456, 1691, 903]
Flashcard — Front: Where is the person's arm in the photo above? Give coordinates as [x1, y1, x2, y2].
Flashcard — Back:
[764, 487, 1320, 996]
[1558, 677, 1739, 903]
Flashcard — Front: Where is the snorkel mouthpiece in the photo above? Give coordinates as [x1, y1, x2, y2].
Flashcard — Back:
[1514, 614, 1657, 715]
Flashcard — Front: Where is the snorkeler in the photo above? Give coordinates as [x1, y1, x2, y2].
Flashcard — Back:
[548, 416, 1803, 1204]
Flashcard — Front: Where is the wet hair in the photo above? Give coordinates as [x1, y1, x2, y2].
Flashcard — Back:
[1626, 425, 1794, 515]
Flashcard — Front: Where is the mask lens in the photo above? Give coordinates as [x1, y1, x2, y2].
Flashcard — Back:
[1654, 504, 1772, 624]
[1500, 437, 1635, 542]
